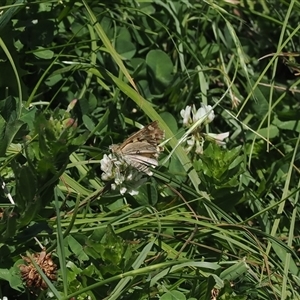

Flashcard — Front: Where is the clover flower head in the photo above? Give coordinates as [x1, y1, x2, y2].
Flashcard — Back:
[180, 103, 229, 155]
[100, 153, 148, 195]
[181, 104, 215, 127]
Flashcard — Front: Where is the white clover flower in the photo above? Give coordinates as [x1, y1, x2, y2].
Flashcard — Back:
[185, 135, 195, 153]
[100, 154, 115, 181]
[180, 105, 192, 126]
[195, 138, 205, 155]
[185, 135, 205, 155]
[100, 153, 148, 195]
[204, 132, 230, 145]
[180, 103, 229, 155]
[181, 104, 215, 128]
[120, 186, 127, 195]
[196, 103, 215, 125]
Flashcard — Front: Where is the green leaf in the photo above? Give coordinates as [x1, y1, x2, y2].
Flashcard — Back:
[82, 115, 95, 131]
[99, 225, 125, 265]
[161, 290, 186, 300]
[135, 178, 158, 205]
[33, 47, 54, 59]
[67, 235, 89, 261]
[0, 267, 23, 292]
[0, 0, 25, 32]
[0, 96, 24, 156]
[17, 166, 37, 209]
[146, 49, 174, 93]
[116, 28, 136, 59]
[220, 261, 249, 281]
[0, 119, 24, 156]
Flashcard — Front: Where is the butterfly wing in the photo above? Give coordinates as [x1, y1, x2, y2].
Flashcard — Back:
[110, 121, 164, 175]
[121, 121, 164, 147]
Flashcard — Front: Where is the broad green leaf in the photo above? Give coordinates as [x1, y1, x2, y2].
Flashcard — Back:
[146, 49, 174, 93]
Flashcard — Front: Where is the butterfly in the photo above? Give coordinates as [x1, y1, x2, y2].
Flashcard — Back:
[110, 121, 165, 175]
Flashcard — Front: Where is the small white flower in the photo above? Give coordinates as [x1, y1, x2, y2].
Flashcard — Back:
[205, 132, 230, 145]
[192, 104, 214, 125]
[111, 183, 117, 190]
[181, 104, 215, 128]
[100, 153, 149, 195]
[128, 189, 139, 196]
[195, 138, 205, 155]
[114, 172, 125, 185]
[120, 187, 127, 195]
[100, 154, 115, 181]
[180, 105, 192, 126]
[185, 135, 205, 155]
[180, 103, 229, 155]
[192, 105, 204, 123]
[185, 135, 195, 153]
[201, 103, 215, 124]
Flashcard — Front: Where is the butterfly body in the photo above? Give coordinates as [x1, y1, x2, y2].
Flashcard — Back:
[110, 121, 164, 175]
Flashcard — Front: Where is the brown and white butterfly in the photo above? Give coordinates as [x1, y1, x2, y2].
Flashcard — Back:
[110, 121, 165, 175]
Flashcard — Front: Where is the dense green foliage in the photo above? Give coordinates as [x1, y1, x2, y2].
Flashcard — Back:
[0, 0, 299, 299]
